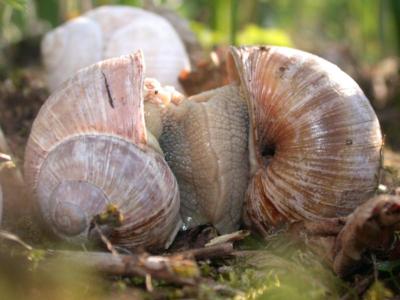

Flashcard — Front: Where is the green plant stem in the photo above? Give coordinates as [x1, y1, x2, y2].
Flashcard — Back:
[230, 0, 238, 45]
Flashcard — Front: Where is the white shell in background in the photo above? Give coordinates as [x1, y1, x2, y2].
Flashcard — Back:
[41, 16, 102, 91]
[42, 5, 190, 92]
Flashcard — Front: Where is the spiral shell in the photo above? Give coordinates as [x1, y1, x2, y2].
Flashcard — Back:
[228, 46, 382, 235]
[42, 5, 190, 92]
[24, 52, 181, 250]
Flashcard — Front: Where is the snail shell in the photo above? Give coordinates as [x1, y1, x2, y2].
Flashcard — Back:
[151, 46, 382, 235]
[228, 46, 382, 235]
[153, 45, 381, 235]
[42, 5, 190, 92]
[24, 52, 181, 250]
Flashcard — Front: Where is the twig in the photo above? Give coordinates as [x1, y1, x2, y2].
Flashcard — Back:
[0, 229, 235, 287]
[43, 244, 234, 286]
[0, 230, 33, 250]
[175, 242, 234, 260]
[145, 273, 153, 292]
[205, 230, 250, 247]
[44, 250, 197, 286]
[92, 222, 118, 256]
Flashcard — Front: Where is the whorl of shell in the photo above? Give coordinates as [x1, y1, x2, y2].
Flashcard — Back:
[24, 52, 181, 250]
[228, 46, 382, 235]
[42, 5, 190, 92]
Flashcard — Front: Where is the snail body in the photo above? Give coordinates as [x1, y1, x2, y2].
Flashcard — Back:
[148, 46, 382, 235]
[24, 52, 181, 250]
[42, 5, 190, 92]
[156, 84, 250, 233]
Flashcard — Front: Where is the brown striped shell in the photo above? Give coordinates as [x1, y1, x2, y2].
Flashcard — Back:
[24, 52, 181, 250]
[228, 46, 382, 235]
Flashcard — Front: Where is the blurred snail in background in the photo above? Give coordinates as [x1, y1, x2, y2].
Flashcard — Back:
[24, 52, 181, 250]
[25, 45, 382, 250]
[41, 5, 190, 92]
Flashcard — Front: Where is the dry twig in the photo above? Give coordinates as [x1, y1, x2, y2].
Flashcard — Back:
[174, 242, 234, 260]
[44, 250, 198, 286]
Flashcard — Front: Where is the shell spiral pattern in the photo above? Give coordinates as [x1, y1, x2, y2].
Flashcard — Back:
[24, 52, 181, 250]
[229, 46, 382, 235]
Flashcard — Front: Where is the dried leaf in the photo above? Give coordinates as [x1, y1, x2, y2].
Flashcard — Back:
[333, 195, 400, 277]
[179, 47, 230, 96]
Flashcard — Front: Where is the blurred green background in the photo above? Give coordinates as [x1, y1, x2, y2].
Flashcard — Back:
[0, 0, 400, 149]
[1, 0, 399, 63]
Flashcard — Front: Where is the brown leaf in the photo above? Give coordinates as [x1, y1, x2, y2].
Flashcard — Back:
[333, 195, 400, 277]
[179, 47, 230, 96]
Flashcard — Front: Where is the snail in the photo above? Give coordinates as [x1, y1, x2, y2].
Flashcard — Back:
[148, 47, 382, 234]
[24, 52, 181, 250]
[150, 45, 382, 235]
[25, 45, 382, 249]
[227, 46, 382, 234]
[42, 5, 190, 92]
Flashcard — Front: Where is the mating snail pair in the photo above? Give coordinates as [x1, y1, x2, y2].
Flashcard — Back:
[24, 42, 382, 250]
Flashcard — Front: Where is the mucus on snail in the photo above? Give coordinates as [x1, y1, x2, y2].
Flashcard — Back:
[24, 45, 382, 250]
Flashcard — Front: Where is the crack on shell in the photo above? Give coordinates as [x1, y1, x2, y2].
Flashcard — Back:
[102, 71, 115, 108]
